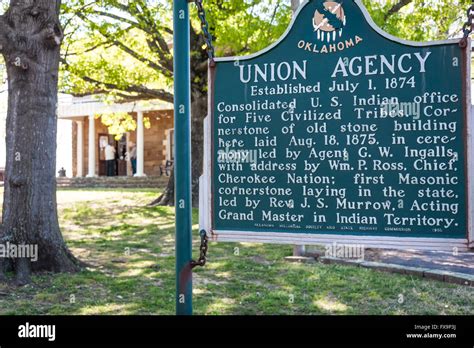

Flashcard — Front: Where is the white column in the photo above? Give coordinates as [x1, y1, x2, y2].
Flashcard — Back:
[76, 120, 84, 177]
[135, 111, 146, 177]
[87, 114, 96, 177]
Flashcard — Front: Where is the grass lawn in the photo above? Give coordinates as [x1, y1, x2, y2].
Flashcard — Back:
[0, 188, 473, 315]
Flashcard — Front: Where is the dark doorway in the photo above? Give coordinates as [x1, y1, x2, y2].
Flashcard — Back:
[98, 134, 116, 177]
[98, 134, 128, 177]
[117, 134, 128, 176]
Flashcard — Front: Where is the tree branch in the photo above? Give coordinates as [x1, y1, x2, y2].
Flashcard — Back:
[63, 40, 115, 57]
[62, 66, 174, 103]
[77, 12, 173, 78]
[114, 1, 173, 71]
[111, 37, 172, 78]
[70, 89, 158, 103]
[384, 0, 414, 20]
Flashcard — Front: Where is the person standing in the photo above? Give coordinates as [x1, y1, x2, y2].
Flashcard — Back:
[128, 142, 137, 175]
[105, 142, 116, 176]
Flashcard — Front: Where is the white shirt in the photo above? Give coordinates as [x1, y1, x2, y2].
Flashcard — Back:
[105, 144, 116, 161]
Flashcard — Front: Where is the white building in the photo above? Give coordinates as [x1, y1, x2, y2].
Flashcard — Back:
[0, 92, 174, 179]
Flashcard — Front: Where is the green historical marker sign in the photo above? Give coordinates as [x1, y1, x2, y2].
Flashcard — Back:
[199, 0, 473, 250]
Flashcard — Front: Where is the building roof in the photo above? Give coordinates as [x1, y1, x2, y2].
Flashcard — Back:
[0, 90, 173, 117]
[0, 90, 173, 168]
[58, 94, 173, 119]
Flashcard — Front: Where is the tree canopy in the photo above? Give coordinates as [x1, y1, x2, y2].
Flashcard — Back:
[60, 0, 292, 103]
[0, 0, 470, 103]
[58, 0, 472, 105]
[364, 0, 470, 41]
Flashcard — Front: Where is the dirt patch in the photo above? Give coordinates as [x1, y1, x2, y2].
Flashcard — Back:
[250, 255, 272, 265]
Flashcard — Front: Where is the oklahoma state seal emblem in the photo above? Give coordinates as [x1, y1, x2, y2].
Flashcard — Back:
[313, 1, 346, 42]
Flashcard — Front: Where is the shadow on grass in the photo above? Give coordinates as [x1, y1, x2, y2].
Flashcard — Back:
[1, 189, 473, 315]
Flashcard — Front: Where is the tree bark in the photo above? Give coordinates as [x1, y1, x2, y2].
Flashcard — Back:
[291, 0, 300, 14]
[0, 0, 80, 285]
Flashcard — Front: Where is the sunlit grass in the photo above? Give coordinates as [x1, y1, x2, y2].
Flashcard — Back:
[0, 188, 473, 315]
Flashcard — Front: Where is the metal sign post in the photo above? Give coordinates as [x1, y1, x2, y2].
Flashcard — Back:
[173, 0, 193, 316]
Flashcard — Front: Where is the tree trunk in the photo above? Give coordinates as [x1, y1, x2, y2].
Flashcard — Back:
[0, 0, 80, 285]
[190, 89, 207, 207]
[291, 0, 300, 13]
[151, 26, 208, 208]
[150, 90, 207, 208]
